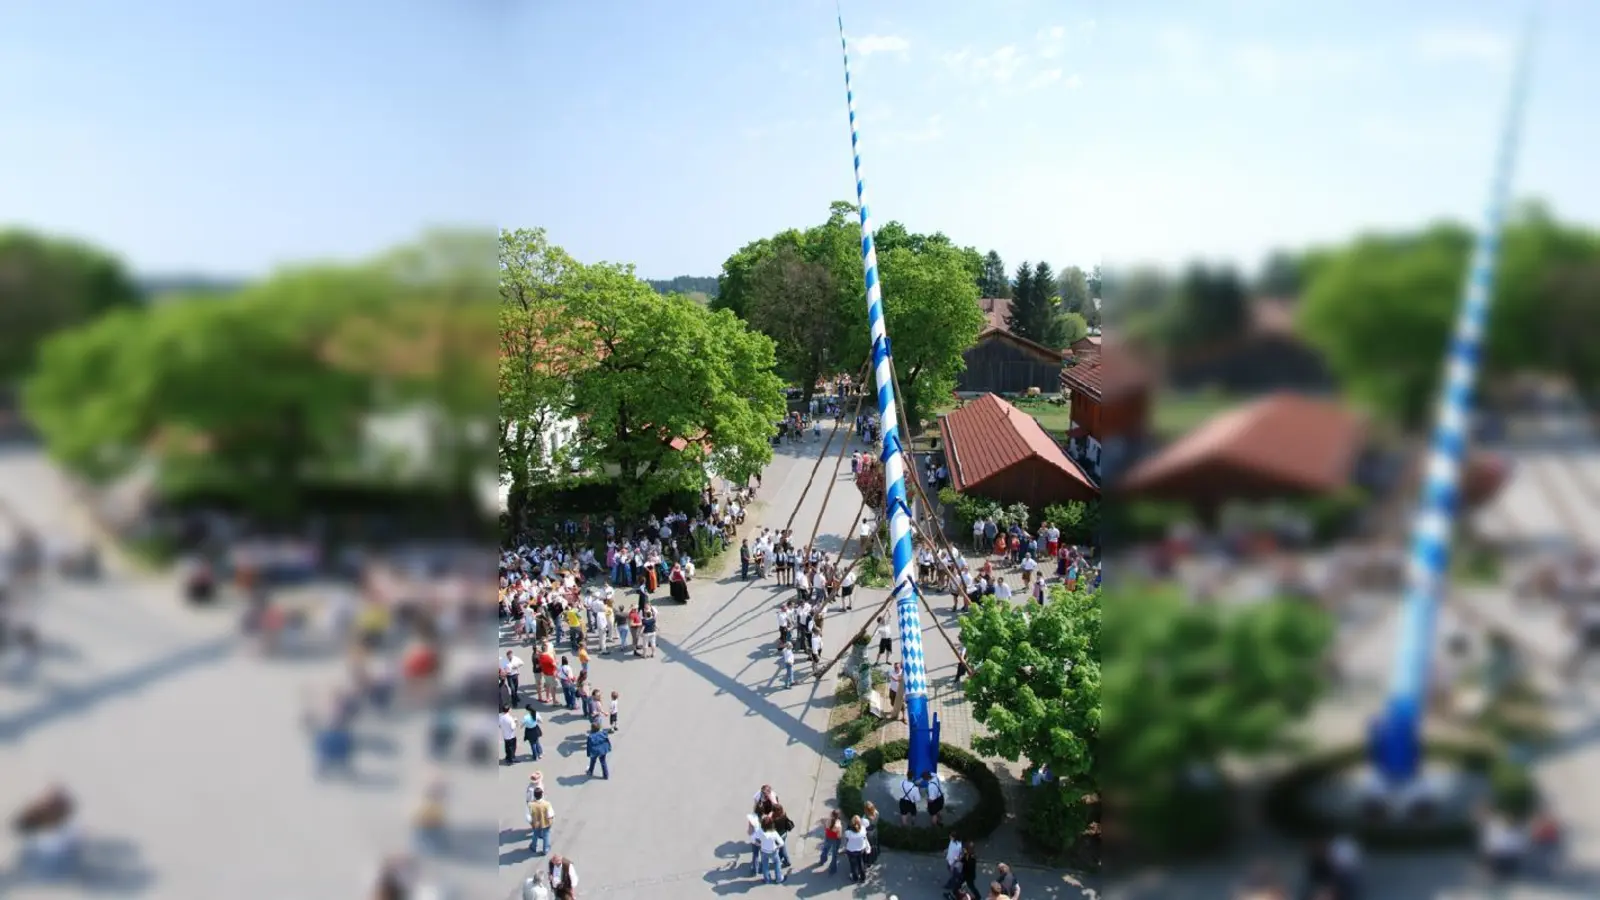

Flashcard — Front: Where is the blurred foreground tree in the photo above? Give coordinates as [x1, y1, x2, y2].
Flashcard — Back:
[25, 234, 495, 523]
[0, 230, 140, 382]
[961, 585, 1100, 854]
[1099, 586, 1333, 856]
[1298, 204, 1600, 425]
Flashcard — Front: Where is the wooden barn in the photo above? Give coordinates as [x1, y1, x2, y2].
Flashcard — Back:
[956, 327, 1065, 396]
[1164, 299, 1335, 395]
[938, 393, 1099, 507]
[1059, 346, 1152, 481]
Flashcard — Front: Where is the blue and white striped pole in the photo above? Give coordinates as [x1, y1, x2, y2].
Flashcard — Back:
[836, 8, 939, 779]
[1370, 19, 1536, 785]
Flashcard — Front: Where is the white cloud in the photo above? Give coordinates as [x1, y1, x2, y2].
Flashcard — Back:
[852, 34, 911, 57]
[947, 44, 1027, 85]
[1028, 68, 1063, 90]
[1050, 26, 1066, 40]
[1416, 26, 1511, 66]
[1064, 73, 1083, 89]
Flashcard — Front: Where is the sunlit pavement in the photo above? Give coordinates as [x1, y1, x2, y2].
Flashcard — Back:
[0, 444, 498, 899]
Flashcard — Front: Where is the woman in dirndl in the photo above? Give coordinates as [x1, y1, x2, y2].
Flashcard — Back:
[669, 564, 690, 604]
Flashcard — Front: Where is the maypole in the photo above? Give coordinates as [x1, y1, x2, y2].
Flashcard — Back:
[834, 5, 939, 778]
[1369, 17, 1537, 789]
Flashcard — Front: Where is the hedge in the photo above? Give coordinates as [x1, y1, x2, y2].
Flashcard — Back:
[1260, 741, 1539, 851]
[837, 739, 1007, 852]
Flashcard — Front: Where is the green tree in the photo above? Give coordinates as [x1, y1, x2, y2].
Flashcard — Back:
[563, 261, 785, 511]
[1100, 586, 1334, 854]
[1049, 311, 1090, 349]
[499, 228, 584, 525]
[715, 204, 984, 427]
[1297, 207, 1600, 426]
[0, 230, 141, 382]
[979, 250, 1010, 298]
[1256, 250, 1303, 297]
[745, 244, 841, 401]
[1167, 263, 1249, 347]
[1006, 261, 1041, 337]
[962, 585, 1101, 853]
[1058, 265, 1092, 315]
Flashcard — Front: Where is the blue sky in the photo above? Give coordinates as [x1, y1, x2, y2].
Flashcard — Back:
[528, 0, 1600, 280]
[0, 0, 507, 277]
[3, 3, 1595, 280]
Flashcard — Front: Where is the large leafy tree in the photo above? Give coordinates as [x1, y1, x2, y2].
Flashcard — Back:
[562, 261, 785, 510]
[1057, 265, 1092, 317]
[0, 230, 141, 382]
[715, 203, 984, 427]
[1099, 586, 1333, 854]
[962, 585, 1101, 853]
[745, 244, 842, 402]
[1297, 204, 1600, 425]
[499, 228, 586, 523]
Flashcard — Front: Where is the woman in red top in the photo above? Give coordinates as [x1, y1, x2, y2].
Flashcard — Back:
[537, 647, 558, 704]
[819, 810, 844, 875]
[669, 563, 690, 604]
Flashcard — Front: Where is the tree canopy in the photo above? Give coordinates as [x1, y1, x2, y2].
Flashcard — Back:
[714, 203, 984, 426]
[961, 585, 1101, 852]
[25, 232, 497, 522]
[1297, 203, 1600, 425]
[1100, 585, 1333, 853]
[0, 230, 141, 382]
[501, 229, 785, 516]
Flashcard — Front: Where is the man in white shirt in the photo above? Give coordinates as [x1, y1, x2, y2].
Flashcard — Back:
[874, 617, 895, 665]
[498, 707, 519, 765]
[897, 773, 921, 825]
[923, 769, 947, 825]
[500, 650, 525, 700]
[839, 569, 856, 610]
[972, 518, 986, 553]
[995, 577, 1013, 601]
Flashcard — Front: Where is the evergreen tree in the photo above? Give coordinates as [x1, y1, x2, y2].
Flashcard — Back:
[1007, 260, 1058, 345]
[979, 250, 1009, 298]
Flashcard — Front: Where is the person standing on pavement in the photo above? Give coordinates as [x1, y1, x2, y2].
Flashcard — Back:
[640, 602, 658, 658]
[874, 616, 894, 666]
[498, 706, 519, 765]
[740, 539, 751, 581]
[526, 788, 554, 855]
[628, 606, 643, 655]
[862, 801, 882, 867]
[757, 815, 784, 883]
[522, 705, 542, 761]
[547, 856, 578, 896]
[537, 645, 558, 704]
[839, 568, 856, 611]
[842, 815, 870, 883]
[585, 722, 612, 779]
[818, 810, 843, 875]
[557, 656, 577, 709]
[780, 641, 795, 688]
[501, 650, 524, 702]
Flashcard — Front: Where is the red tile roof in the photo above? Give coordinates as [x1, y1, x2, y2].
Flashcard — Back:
[1120, 393, 1364, 498]
[938, 393, 1098, 495]
[1059, 346, 1148, 401]
[978, 297, 1010, 331]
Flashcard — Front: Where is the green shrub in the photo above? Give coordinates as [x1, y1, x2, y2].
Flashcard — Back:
[1043, 500, 1101, 544]
[836, 739, 1008, 852]
[1109, 500, 1193, 544]
[1021, 778, 1099, 861]
[1260, 741, 1538, 850]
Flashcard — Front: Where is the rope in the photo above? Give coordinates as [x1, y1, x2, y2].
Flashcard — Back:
[801, 371, 873, 553]
[781, 360, 870, 534]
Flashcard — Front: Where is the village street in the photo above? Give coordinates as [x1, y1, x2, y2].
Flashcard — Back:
[496, 432, 1093, 898]
[0, 443, 500, 899]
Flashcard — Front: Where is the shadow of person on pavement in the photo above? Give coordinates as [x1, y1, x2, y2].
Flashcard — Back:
[0, 834, 158, 896]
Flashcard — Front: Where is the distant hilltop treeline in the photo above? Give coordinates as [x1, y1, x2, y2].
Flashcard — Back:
[645, 275, 717, 298]
[138, 275, 250, 300]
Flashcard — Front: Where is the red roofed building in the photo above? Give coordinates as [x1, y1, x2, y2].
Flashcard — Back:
[1119, 393, 1365, 503]
[1059, 345, 1151, 479]
[938, 393, 1099, 506]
